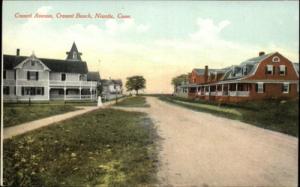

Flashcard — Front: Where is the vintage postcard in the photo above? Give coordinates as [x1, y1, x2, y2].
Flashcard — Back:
[1, 1, 298, 186]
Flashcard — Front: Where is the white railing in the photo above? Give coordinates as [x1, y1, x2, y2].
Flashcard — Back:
[3, 79, 16, 85]
[210, 92, 216, 96]
[237, 91, 250, 97]
[229, 91, 250, 97]
[49, 80, 97, 87]
[217, 92, 223, 96]
[50, 94, 96, 100]
[17, 80, 48, 86]
[229, 91, 237, 96]
[205, 92, 209, 96]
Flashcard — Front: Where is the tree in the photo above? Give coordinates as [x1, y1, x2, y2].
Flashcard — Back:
[171, 74, 188, 89]
[126, 75, 146, 95]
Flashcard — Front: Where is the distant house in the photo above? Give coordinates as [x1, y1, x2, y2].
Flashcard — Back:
[3, 42, 100, 102]
[101, 79, 123, 101]
[176, 51, 299, 102]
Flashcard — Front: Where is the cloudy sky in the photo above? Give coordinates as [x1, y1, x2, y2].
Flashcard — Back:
[3, 1, 299, 93]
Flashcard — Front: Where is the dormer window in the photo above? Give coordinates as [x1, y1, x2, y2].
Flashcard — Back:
[266, 65, 274, 75]
[73, 52, 77, 59]
[279, 65, 286, 76]
[31, 60, 35, 66]
[272, 56, 280, 63]
[243, 66, 247, 75]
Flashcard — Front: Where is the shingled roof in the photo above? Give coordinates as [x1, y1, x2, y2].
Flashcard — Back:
[3, 55, 88, 74]
[87, 71, 101, 81]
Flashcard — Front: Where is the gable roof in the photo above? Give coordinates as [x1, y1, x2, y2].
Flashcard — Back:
[87, 71, 101, 81]
[4, 55, 88, 74]
[101, 79, 122, 86]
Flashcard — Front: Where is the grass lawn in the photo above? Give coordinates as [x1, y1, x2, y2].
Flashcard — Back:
[4, 104, 78, 128]
[158, 95, 299, 137]
[115, 96, 150, 107]
[3, 108, 158, 186]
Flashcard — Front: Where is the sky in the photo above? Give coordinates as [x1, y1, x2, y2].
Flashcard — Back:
[3, 1, 299, 93]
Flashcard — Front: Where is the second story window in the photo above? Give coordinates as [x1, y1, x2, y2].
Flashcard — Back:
[279, 65, 286, 76]
[27, 71, 39, 80]
[266, 65, 273, 75]
[61, 73, 66, 81]
[3, 70, 6, 79]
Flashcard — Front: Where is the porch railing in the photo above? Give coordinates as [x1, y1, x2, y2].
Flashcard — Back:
[49, 80, 97, 87]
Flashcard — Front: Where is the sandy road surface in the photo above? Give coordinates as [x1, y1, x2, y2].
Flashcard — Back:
[114, 97, 298, 186]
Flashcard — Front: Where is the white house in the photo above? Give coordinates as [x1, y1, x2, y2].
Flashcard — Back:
[3, 42, 100, 102]
[101, 79, 123, 101]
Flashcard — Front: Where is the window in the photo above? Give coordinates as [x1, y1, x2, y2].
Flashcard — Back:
[27, 71, 39, 80]
[73, 52, 77, 59]
[79, 74, 85, 81]
[21, 87, 44, 95]
[266, 65, 273, 75]
[243, 66, 247, 75]
[3, 70, 6, 79]
[4, 86, 9, 95]
[61, 73, 66, 81]
[31, 60, 35, 66]
[282, 83, 289, 93]
[256, 83, 264, 93]
[272, 56, 280, 63]
[279, 65, 286, 76]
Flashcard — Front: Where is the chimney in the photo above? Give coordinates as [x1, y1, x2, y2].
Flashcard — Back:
[259, 51, 265, 56]
[16, 49, 20, 56]
[204, 65, 208, 83]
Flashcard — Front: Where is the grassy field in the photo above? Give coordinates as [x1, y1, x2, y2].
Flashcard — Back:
[3, 108, 159, 186]
[3, 104, 78, 128]
[115, 96, 150, 108]
[158, 95, 299, 137]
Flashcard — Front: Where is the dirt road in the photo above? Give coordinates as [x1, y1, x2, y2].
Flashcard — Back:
[115, 97, 298, 186]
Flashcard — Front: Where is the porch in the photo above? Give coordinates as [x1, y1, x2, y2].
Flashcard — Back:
[50, 88, 97, 100]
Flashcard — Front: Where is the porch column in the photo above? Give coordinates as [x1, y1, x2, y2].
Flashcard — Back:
[208, 86, 211, 96]
[79, 88, 82, 100]
[90, 87, 93, 100]
[64, 88, 66, 100]
[221, 84, 224, 95]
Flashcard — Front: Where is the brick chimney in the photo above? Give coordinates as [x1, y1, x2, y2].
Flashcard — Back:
[259, 51, 265, 56]
[204, 65, 208, 83]
[16, 49, 20, 56]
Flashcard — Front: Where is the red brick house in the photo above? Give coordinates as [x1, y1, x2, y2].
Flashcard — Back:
[179, 52, 299, 103]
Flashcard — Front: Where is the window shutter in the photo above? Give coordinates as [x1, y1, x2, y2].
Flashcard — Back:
[3, 70, 6, 79]
[36, 72, 39, 80]
[14, 70, 17, 80]
[285, 67, 287, 75]
[27, 72, 30, 80]
[255, 84, 258, 92]
[263, 84, 265, 93]
[22, 87, 24, 95]
[273, 66, 275, 75]
[289, 84, 291, 92]
[14, 87, 16, 95]
[42, 87, 44, 95]
[265, 67, 268, 74]
[281, 84, 284, 92]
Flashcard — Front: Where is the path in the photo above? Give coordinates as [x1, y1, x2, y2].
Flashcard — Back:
[114, 97, 298, 186]
[4, 99, 122, 139]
